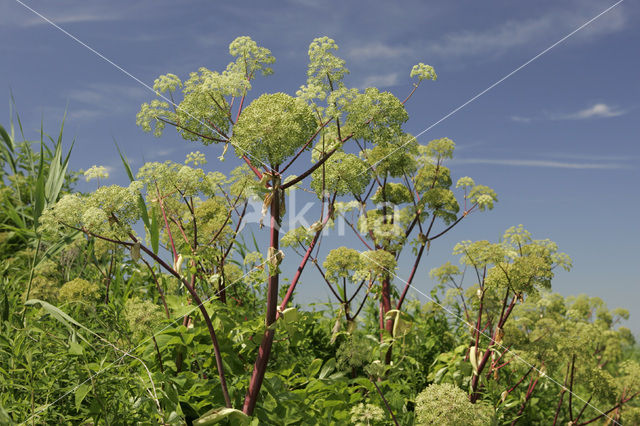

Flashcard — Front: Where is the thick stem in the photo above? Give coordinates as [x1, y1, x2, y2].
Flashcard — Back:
[218, 261, 227, 304]
[569, 353, 576, 422]
[243, 184, 281, 415]
[501, 366, 534, 403]
[396, 240, 426, 310]
[242, 155, 263, 180]
[381, 274, 394, 364]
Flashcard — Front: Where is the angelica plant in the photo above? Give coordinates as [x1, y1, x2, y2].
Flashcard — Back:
[134, 33, 500, 413]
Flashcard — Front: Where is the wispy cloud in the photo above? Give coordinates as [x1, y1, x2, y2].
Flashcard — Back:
[425, 2, 626, 59]
[511, 103, 626, 123]
[544, 152, 639, 162]
[3, 2, 127, 28]
[22, 11, 122, 27]
[552, 103, 626, 120]
[148, 148, 176, 159]
[347, 42, 413, 62]
[360, 72, 400, 89]
[510, 115, 532, 123]
[64, 83, 147, 122]
[451, 158, 630, 170]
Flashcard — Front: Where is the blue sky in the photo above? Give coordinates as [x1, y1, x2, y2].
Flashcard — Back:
[1, 0, 638, 335]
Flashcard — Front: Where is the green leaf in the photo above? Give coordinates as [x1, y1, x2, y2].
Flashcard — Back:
[68, 340, 84, 355]
[25, 299, 91, 343]
[281, 307, 299, 323]
[114, 139, 136, 182]
[44, 119, 73, 208]
[75, 383, 91, 410]
[193, 407, 249, 425]
[384, 309, 413, 338]
[307, 358, 323, 377]
[319, 358, 336, 379]
[0, 124, 14, 152]
[33, 142, 46, 228]
[0, 124, 17, 174]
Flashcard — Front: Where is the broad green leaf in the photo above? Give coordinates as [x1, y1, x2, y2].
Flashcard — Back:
[281, 307, 299, 323]
[384, 309, 413, 338]
[319, 358, 336, 379]
[75, 383, 91, 411]
[307, 358, 323, 377]
[68, 340, 84, 355]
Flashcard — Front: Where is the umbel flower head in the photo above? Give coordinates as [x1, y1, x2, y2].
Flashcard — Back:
[350, 403, 385, 426]
[414, 383, 495, 425]
[124, 297, 165, 340]
[231, 92, 317, 166]
[83, 165, 110, 182]
[58, 278, 100, 303]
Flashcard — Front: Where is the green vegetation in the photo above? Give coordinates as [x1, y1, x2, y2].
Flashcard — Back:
[1, 37, 638, 424]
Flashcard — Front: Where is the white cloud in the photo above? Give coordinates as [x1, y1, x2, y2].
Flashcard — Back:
[360, 72, 400, 89]
[451, 158, 630, 170]
[149, 148, 176, 159]
[347, 42, 413, 61]
[553, 103, 626, 120]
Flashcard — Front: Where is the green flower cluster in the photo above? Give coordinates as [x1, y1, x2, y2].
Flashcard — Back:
[336, 335, 372, 371]
[58, 278, 100, 303]
[40, 181, 143, 240]
[83, 165, 109, 182]
[371, 183, 413, 205]
[414, 383, 494, 425]
[323, 247, 396, 284]
[124, 297, 165, 340]
[453, 226, 572, 294]
[310, 151, 370, 197]
[349, 403, 385, 426]
[232, 93, 317, 166]
[344, 88, 408, 143]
